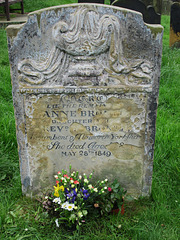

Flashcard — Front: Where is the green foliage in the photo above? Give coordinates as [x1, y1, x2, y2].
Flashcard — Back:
[23, 0, 71, 12]
[0, 11, 179, 240]
[152, 16, 180, 208]
[22, 0, 110, 13]
[23, 0, 77, 13]
[93, 179, 126, 215]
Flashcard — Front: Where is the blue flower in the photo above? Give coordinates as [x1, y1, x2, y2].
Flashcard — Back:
[80, 188, 90, 200]
[65, 188, 77, 203]
[83, 193, 90, 200]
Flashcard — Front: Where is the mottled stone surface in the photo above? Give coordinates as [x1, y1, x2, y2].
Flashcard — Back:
[6, 4, 163, 197]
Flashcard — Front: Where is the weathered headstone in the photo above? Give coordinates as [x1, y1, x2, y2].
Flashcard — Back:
[111, 0, 161, 24]
[169, 2, 180, 47]
[147, 5, 161, 24]
[161, 0, 171, 14]
[153, 0, 162, 14]
[6, 4, 163, 197]
[131, 0, 162, 14]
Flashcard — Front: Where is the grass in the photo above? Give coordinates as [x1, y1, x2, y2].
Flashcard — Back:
[2, 0, 110, 14]
[0, 3, 180, 239]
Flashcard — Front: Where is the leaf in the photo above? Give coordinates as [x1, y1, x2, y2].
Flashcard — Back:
[9, 211, 16, 218]
[58, 217, 68, 222]
[105, 204, 112, 212]
[0, 174, 6, 181]
[111, 193, 115, 199]
[17, 234, 34, 240]
[113, 188, 118, 193]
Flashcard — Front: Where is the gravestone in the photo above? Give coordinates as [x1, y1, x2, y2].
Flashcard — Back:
[161, 0, 171, 14]
[78, 0, 104, 3]
[153, 0, 163, 14]
[111, 0, 161, 24]
[126, 0, 162, 14]
[6, 3, 163, 197]
[147, 5, 161, 24]
[153, 0, 162, 14]
[169, 2, 180, 47]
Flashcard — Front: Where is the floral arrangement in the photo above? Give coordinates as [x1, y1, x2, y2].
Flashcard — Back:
[42, 165, 126, 229]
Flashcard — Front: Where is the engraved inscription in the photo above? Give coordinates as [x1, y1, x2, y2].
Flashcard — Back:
[25, 93, 146, 161]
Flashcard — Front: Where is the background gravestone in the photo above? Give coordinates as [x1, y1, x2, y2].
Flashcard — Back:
[111, 0, 163, 14]
[78, 0, 104, 3]
[169, 2, 180, 47]
[161, 0, 172, 14]
[111, 0, 161, 24]
[139, 0, 162, 13]
[6, 4, 163, 197]
[147, 5, 161, 23]
[152, 0, 162, 13]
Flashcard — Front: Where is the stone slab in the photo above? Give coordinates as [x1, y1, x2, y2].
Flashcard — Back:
[6, 4, 163, 197]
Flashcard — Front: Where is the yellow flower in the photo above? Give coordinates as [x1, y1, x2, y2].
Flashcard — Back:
[54, 183, 60, 191]
[54, 184, 64, 197]
[54, 189, 59, 197]
[59, 185, 64, 192]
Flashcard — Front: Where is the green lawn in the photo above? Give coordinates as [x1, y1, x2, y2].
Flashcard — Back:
[0, 2, 180, 239]
[5, 0, 110, 14]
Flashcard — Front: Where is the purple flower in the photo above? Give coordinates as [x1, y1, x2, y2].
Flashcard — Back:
[83, 193, 90, 200]
[80, 188, 90, 200]
[65, 188, 69, 194]
[67, 192, 74, 198]
[65, 188, 77, 203]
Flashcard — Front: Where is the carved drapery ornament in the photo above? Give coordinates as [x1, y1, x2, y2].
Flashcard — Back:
[18, 6, 152, 87]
